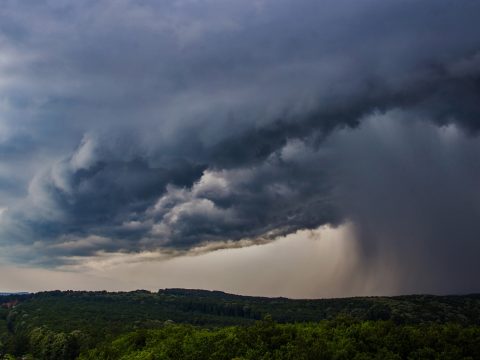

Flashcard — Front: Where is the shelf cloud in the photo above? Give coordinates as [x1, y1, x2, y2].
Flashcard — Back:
[0, 0, 480, 294]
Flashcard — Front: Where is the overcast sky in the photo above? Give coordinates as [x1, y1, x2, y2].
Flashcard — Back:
[1, 0, 480, 297]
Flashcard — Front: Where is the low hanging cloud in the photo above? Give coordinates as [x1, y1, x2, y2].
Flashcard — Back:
[0, 0, 480, 294]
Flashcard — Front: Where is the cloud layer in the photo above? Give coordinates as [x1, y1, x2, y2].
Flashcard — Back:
[0, 0, 480, 294]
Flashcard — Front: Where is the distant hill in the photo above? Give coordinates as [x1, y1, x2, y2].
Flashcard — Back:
[0, 292, 29, 296]
[3, 289, 480, 334]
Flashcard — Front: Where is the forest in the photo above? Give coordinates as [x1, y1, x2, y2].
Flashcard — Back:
[1, 289, 480, 359]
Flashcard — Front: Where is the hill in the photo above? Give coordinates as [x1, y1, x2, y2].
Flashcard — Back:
[3, 289, 480, 331]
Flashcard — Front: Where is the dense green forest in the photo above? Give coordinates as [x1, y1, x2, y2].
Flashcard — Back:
[1, 289, 480, 359]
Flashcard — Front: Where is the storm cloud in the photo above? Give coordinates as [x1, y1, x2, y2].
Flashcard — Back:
[0, 0, 480, 294]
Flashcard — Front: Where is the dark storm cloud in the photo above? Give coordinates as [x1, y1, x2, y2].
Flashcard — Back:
[139, 141, 340, 248]
[330, 113, 480, 294]
[7, 134, 205, 243]
[0, 0, 480, 289]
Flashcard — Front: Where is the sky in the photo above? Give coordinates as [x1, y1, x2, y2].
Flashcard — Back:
[1, 0, 480, 297]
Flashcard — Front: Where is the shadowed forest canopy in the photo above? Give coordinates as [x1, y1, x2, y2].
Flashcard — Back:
[1, 290, 480, 359]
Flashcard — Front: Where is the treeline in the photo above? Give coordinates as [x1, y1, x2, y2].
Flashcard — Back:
[5, 290, 480, 332]
[1, 290, 480, 359]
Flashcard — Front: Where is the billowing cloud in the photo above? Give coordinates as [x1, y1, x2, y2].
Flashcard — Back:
[0, 0, 480, 294]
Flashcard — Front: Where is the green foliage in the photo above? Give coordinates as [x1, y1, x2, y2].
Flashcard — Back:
[28, 327, 82, 360]
[1, 290, 480, 359]
[80, 319, 480, 360]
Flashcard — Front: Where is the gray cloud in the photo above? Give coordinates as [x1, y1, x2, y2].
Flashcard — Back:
[330, 112, 480, 294]
[0, 0, 479, 296]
